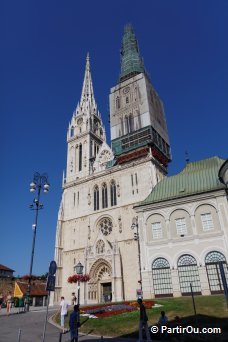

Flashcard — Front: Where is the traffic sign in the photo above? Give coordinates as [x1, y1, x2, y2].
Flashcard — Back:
[49, 260, 57, 275]
[46, 275, 56, 291]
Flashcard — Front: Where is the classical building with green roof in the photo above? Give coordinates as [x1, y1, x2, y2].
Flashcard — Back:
[134, 156, 228, 298]
[140, 156, 226, 206]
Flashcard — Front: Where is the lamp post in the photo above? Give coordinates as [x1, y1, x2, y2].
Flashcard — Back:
[26, 172, 50, 312]
[131, 217, 142, 292]
[74, 262, 84, 306]
[74, 262, 84, 340]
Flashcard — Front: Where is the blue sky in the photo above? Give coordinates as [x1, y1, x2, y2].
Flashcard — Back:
[1, 0, 227, 276]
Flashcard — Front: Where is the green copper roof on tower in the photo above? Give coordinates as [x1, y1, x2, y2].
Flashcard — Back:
[119, 24, 145, 82]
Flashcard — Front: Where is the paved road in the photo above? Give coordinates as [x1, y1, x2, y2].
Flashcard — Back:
[0, 308, 135, 342]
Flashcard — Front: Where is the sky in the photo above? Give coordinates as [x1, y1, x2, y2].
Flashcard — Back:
[1, 0, 227, 276]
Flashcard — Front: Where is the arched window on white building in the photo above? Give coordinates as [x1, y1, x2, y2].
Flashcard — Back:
[205, 251, 228, 293]
[152, 258, 173, 297]
[177, 254, 201, 295]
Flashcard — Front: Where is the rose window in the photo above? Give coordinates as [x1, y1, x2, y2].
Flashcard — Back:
[99, 218, 113, 236]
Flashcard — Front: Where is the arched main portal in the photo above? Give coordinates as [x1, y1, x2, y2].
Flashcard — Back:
[88, 259, 112, 303]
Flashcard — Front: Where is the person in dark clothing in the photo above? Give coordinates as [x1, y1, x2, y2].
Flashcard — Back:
[137, 299, 152, 341]
[69, 305, 79, 342]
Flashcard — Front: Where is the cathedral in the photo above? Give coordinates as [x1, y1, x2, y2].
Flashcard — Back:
[53, 25, 228, 305]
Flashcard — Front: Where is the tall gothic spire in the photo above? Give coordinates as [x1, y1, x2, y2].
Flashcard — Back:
[80, 53, 95, 106]
[119, 24, 145, 82]
[75, 53, 99, 117]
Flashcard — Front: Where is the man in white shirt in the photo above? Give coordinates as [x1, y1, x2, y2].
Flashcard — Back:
[60, 296, 68, 332]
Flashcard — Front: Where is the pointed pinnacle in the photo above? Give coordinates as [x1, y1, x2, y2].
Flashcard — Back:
[86, 52, 90, 70]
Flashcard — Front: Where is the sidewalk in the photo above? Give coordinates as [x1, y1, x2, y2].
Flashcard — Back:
[0, 305, 58, 316]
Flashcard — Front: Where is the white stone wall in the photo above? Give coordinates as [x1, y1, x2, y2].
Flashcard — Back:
[136, 190, 228, 298]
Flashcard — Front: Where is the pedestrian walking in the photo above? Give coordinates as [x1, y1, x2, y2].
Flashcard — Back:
[71, 292, 77, 306]
[158, 310, 168, 326]
[137, 298, 152, 341]
[6, 292, 12, 316]
[158, 311, 168, 340]
[0, 293, 3, 311]
[69, 304, 80, 342]
[59, 296, 69, 332]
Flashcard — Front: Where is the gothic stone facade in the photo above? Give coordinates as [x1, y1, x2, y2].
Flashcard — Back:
[53, 26, 170, 305]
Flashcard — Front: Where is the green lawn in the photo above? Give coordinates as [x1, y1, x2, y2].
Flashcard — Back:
[54, 295, 228, 339]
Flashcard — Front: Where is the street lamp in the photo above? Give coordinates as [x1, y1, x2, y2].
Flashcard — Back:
[75, 262, 84, 276]
[131, 217, 142, 292]
[26, 172, 50, 312]
[74, 262, 84, 339]
[74, 262, 84, 306]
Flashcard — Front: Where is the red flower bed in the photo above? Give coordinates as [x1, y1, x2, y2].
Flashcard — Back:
[81, 300, 155, 318]
[125, 300, 155, 309]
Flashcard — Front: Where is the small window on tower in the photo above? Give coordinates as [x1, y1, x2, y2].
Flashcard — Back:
[94, 185, 99, 211]
[131, 174, 134, 187]
[135, 173, 138, 186]
[102, 183, 108, 209]
[126, 97, 129, 104]
[110, 180, 117, 206]
[79, 144, 82, 171]
[116, 97, 120, 109]
[70, 127, 74, 137]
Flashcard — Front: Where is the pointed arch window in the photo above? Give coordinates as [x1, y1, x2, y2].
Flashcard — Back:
[116, 96, 120, 109]
[94, 185, 99, 211]
[129, 114, 134, 132]
[70, 126, 74, 137]
[125, 115, 129, 134]
[120, 118, 124, 136]
[102, 183, 108, 209]
[124, 115, 134, 134]
[96, 240, 105, 254]
[79, 143, 82, 171]
[110, 180, 117, 206]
